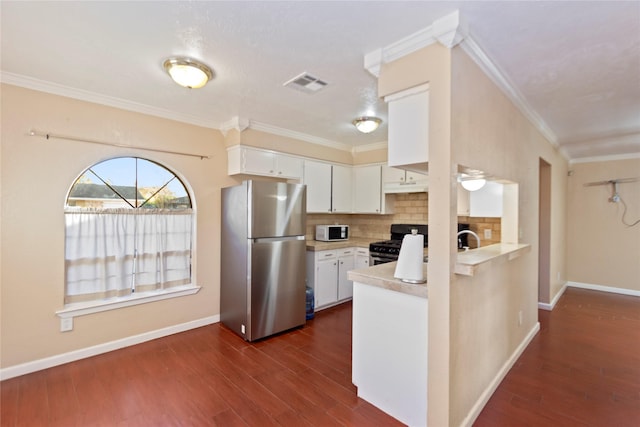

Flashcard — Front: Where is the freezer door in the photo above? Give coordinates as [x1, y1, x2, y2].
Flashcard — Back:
[248, 237, 306, 341]
[249, 181, 306, 238]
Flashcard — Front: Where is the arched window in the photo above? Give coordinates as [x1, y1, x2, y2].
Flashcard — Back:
[64, 157, 193, 304]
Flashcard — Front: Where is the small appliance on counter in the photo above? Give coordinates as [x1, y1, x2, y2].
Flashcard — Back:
[315, 224, 349, 241]
[394, 229, 426, 283]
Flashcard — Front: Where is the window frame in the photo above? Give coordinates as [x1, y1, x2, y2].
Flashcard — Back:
[58, 156, 200, 321]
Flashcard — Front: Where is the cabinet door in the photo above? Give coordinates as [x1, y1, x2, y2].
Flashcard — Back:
[303, 160, 332, 213]
[382, 166, 407, 183]
[469, 181, 503, 217]
[243, 148, 276, 175]
[275, 154, 303, 179]
[406, 170, 427, 184]
[355, 248, 370, 270]
[316, 258, 338, 307]
[354, 165, 382, 213]
[331, 165, 353, 213]
[338, 251, 355, 300]
[386, 85, 429, 168]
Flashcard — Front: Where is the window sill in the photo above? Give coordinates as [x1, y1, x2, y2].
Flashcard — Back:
[56, 285, 201, 319]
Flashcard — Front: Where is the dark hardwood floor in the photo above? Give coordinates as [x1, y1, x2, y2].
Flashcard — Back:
[475, 287, 640, 427]
[1, 287, 638, 426]
[0, 303, 402, 427]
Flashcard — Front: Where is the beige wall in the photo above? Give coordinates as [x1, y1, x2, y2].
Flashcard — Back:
[376, 43, 569, 426]
[449, 48, 569, 426]
[0, 84, 239, 368]
[567, 159, 640, 291]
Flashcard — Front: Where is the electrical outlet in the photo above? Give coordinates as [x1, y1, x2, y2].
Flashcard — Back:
[60, 317, 73, 332]
[241, 324, 246, 334]
[557, 271, 561, 280]
[484, 229, 492, 239]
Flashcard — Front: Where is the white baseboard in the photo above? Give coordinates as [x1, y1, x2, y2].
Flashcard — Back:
[567, 281, 640, 297]
[0, 315, 219, 381]
[538, 283, 567, 311]
[460, 321, 541, 427]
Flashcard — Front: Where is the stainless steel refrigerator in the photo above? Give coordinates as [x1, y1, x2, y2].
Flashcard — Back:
[221, 180, 307, 341]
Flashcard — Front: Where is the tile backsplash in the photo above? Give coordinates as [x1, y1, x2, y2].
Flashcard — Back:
[307, 192, 501, 247]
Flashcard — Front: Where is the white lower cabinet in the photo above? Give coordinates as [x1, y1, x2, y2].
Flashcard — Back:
[355, 248, 370, 270]
[337, 248, 355, 300]
[307, 247, 365, 310]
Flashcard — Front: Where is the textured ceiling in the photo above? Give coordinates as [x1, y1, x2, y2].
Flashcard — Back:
[1, 1, 639, 160]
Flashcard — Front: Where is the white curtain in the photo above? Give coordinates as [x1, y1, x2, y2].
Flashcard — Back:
[65, 208, 193, 303]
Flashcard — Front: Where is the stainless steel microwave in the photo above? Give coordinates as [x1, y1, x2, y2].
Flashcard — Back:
[315, 225, 349, 241]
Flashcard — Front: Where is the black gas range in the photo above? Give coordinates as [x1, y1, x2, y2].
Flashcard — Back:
[369, 223, 471, 265]
[369, 224, 428, 265]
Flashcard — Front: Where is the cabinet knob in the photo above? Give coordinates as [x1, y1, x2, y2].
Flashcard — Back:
[278, 171, 282, 175]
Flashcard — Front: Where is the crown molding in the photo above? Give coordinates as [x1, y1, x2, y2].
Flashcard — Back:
[219, 116, 249, 136]
[364, 10, 465, 77]
[352, 141, 388, 153]
[458, 36, 559, 150]
[362, 11, 564, 163]
[0, 72, 219, 129]
[248, 120, 352, 152]
[569, 152, 640, 164]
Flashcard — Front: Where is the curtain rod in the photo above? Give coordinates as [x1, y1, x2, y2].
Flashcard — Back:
[28, 130, 210, 160]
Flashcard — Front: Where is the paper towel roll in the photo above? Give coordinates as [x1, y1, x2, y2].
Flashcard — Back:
[394, 231, 426, 283]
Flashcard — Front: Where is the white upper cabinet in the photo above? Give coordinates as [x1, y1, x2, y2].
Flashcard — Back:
[331, 164, 353, 213]
[457, 183, 471, 216]
[385, 84, 429, 172]
[469, 181, 504, 217]
[303, 161, 353, 213]
[354, 165, 382, 213]
[303, 160, 333, 213]
[227, 146, 302, 179]
[382, 166, 428, 193]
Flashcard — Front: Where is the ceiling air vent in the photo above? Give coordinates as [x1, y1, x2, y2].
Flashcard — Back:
[283, 72, 328, 94]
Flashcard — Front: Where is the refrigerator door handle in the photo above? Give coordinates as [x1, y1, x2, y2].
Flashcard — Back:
[253, 235, 305, 244]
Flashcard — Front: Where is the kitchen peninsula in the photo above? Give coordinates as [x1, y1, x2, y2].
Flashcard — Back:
[348, 242, 530, 426]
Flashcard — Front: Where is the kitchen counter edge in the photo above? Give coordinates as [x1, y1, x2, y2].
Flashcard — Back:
[455, 243, 531, 276]
[347, 262, 428, 299]
[306, 238, 376, 251]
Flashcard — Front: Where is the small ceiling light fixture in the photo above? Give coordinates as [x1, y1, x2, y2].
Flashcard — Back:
[352, 116, 382, 134]
[163, 57, 213, 89]
[459, 175, 487, 192]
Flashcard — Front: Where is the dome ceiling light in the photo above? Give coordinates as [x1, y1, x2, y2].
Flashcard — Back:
[352, 116, 382, 134]
[458, 173, 487, 191]
[163, 57, 213, 89]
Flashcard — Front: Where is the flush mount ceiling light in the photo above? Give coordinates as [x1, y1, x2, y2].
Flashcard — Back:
[352, 116, 382, 134]
[459, 174, 487, 191]
[163, 57, 213, 89]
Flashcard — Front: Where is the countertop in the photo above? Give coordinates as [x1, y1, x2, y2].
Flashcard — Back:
[347, 262, 428, 299]
[347, 242, 531, 298]
[306, 237, 377, 251]
[455, 243, 531, 276]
